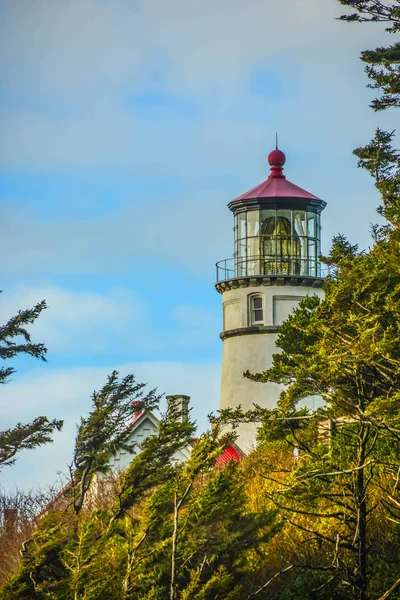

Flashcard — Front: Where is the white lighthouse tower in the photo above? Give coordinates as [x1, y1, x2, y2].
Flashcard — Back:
[215, 148, 326, 450]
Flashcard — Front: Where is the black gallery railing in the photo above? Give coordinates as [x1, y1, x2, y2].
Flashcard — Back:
[216, 256, 328, 282]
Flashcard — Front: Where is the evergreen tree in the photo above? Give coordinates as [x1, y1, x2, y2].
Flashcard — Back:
[120, 426, 278, 600]
[353, 128, 400, 229]
[0, 293, 62, 470]
[0, 384, 195, 598]
[339, 1, 400, 112]
[243, 256, 400, 598]
[339, 1, 400, 230]
[1, 395, 279, 600]
[70, 370, 160, 515]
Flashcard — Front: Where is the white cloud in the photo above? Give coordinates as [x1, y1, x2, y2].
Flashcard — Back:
[0, 0, 391, 172]
[0, 361, 221, 490]
[0, 0, 386, 97]
[0, 286, 147, 354]
[0, 286, 222, 355]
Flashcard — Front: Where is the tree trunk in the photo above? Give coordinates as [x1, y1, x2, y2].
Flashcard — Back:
[170, 490, 179, 600]
[354, 423, 368, 600]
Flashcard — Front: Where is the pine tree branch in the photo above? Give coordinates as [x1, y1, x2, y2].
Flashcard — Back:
[246, 564, 295, 598]
[0, 418, 63, 469]
[283, 460, 375, 492]
[246, 563, 338, 599]
[377, 577, 400, 600]
[288, 520, 357, 552]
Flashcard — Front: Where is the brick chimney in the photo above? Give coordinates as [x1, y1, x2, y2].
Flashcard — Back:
[166, 395, 190, 423]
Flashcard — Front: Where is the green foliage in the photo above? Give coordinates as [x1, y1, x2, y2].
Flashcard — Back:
[240, 194, 400, 596]
[354, 129, 400, 227]
[116, 424, 278, 600]
[2, 396, 278, 600]
[320, 233, 360, 276]
[339, 1, 400, 113]
[362, 42, 400, 111]
[71, 370, 160, 515]
[0, 292, 63, 470]
[338, 1, 400, 33]
[339, 1, 400, 235]
[3, 510, 74, 599]
[0, 295, 47, 385]
[114, 398, 196, 522]
[0, 419, 63, 470]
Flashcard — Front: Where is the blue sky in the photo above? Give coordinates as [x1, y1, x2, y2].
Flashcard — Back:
[0, 0, 395, 490]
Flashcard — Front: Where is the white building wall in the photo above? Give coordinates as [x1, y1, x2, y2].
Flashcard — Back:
[108, 416, 159, 471]
[108, 413, 192, 473]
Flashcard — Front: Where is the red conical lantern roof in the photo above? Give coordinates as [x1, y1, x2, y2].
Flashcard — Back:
[230, 149, 321, 204]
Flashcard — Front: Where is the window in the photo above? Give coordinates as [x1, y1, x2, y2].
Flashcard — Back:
[250, 295, 264, 325]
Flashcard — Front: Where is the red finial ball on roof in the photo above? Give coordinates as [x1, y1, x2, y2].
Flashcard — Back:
[268, 149, 286, 167]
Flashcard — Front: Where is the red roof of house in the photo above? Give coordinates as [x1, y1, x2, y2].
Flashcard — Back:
[127, 400, 145, 429]
[230, 148, 321, 204]
[131, 410, 144, 424]
[215, 444, 243, 467]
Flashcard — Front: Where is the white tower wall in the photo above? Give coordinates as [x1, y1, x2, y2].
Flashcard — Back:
[218, 279, 324, 451]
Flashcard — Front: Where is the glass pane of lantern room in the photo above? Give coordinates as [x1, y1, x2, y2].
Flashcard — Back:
[247, 210, 260, 238]
[293, 210, 306, 237]
[260, 209, 275, 234]
[247, 210, 260, 275]
[234, 214, 238, 245]
[275, 210, 292, 235]
[308, 239, 316, 276]
[261, 209, 276, 274]
[238, 213, 246, 238]
[316, 213, 321, 276]
[237, 213, 247, 276]
[293, 210, 306, 275]
[307, 212, 316, 238]
[237, 239, 247, 276]
[276, 210, 292, 275]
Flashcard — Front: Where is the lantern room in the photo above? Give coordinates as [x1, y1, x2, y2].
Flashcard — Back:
[216, 149, 326, 281]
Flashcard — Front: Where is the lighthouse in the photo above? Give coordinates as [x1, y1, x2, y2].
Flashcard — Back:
[215, 148, 326, 450]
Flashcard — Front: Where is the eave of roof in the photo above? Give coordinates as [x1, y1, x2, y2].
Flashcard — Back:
[127, 410, 160, 433]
